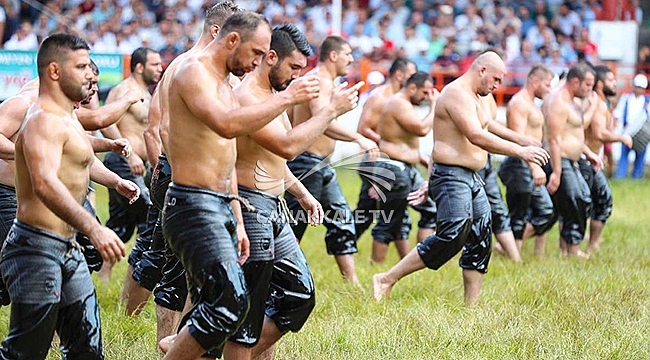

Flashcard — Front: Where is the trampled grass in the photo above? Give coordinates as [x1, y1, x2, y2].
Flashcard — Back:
[0, 169, 648, 359]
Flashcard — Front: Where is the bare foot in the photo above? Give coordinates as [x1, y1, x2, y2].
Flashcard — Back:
[158, 334, 177, 354]
[372, 273, 394, 302]
[576, 250, 590, 259]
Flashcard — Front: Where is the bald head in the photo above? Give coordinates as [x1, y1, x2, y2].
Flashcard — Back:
[471, 51, 506, 96]
[471, 51, 505, 72]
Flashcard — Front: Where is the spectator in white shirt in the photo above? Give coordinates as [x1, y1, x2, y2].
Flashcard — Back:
[3, 20, 39, 50]
[526, 15, 555, 49]
[402, 25, 429, 60]
[614, 74, 650, 179]
[554, 2, 582, 37]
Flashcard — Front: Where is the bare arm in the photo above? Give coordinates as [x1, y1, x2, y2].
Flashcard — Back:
[87, 134, 114, 153]
[390, 97, 436, 137]
[590, 102, 631, 144]
[546, 100, 566, 176]
[76, 94, 141, 131]
[245, 83, 362, 159]
[230, 167, 249, 264]
[21, 116, 100, 236]
[449, 91, 523, 157]
[100, 124, 123, 140]
[488, 119, 540, 146]
[144, 87, 163, 166]
[0, 96, 31, 160]
[177, 65, 318, 139]
[357, 95, 382, 143]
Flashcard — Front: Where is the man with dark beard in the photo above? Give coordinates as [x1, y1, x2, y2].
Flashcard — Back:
[368, 71, 438, 264]
[230, 24, 361, 360]
[580, 65, 632, 254]
[0, 33, 128, 360]
[160, 12, 319, 359]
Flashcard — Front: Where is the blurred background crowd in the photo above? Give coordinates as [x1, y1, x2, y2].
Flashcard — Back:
[1, 0, 649, 86]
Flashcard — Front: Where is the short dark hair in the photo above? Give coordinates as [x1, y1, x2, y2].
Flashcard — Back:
[319, 36, 348, 62]
[271, 24, 312, 60]
[130, 47, 156, 72]
[388, 57, 415, 77]
[203, 1, 242, 34]
[593, 65, 613, 90]
[37, 33, 90, 77]
[406, 71, 432, 88]
[566, 63, 595, 82]
[218, 11, 270, 42]
[89, 59, 99, 75]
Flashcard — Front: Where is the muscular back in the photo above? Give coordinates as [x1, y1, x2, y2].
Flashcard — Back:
[378, 94, 422, 164]
[290, 67, 335, 157]
[432, 83, 490, 171]
[542, 88, 585, 161]
[168, 56, 237, 193]
[106, 78, 150, 159]
[15, 105, 93, 238]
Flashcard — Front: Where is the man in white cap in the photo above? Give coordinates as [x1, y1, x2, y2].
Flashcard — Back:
[613, 73, 650, 179]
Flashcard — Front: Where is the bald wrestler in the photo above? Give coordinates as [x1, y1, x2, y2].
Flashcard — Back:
[373, 52, 549, 305]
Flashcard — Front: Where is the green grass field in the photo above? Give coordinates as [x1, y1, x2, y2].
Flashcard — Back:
[0, 169, 649, 359]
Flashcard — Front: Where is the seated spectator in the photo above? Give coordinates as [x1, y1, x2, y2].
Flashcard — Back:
[349, 23, 382, 58]
[3, 20, 38, 50]
[526, 15, 555, 49]
[411, 11, 431, 41]
[545, 43, 569, 76]
[431, 41, 461, 84]
[508, 40, 541, 86]
[637, 46, 650, 75]
[553, 2, 582, 37]
[92, 0, 115, 25]
[403, 25, 429, 60]
[556, 32, 578, 63]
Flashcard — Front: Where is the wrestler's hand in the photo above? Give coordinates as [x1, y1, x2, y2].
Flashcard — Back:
[517, 146, 549, 167]
[587, 152, 604, 172]
[116, 179, 140, 204]
[547, 171, 561, 195]
[283, 75, 320, 105]
[127, 153, 146, 176]
[368, 185, 379, 200]
[236, 223, 250, 265]
[426, 88, 441, 105]
[621, 134, 633, 149]
[330, 81, 364, 116]
[89, 226, 126, 264]
[297, 193, 323, 226]
[407, 182, 428, 206]
[355, 136, 380, 161]
[111, 138, 132, 158]
[124, 87, 145, 104]
[530, 164, 547, 186]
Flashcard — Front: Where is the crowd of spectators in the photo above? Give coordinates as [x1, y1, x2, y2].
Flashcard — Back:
[0, 0, 648, 83]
